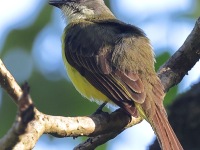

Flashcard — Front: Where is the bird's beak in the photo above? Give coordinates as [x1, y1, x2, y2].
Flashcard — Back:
[49, 0, 65, 8]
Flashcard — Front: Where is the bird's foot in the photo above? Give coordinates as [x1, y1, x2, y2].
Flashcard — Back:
[93, 102, 107, 115]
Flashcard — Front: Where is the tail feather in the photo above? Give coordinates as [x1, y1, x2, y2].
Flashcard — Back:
[151, 105, 183, 150]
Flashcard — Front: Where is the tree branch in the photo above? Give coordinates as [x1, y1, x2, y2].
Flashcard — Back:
[74, 115, 142, 150]
[158, 17, 200, 91]
[0, 60, 22, 104]
[0, 83, 35, 150]
[0, 59, 142, 149]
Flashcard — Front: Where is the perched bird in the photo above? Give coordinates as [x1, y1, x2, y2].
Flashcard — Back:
[49, 0, 183, 149]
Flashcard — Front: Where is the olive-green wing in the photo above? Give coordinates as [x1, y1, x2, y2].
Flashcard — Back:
[64, 20, 150, 116]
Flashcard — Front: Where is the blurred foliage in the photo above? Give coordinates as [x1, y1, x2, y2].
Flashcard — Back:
[0, 0, 199, 150]
[1, 4, 52, 56]
[181, 0, 200, 19]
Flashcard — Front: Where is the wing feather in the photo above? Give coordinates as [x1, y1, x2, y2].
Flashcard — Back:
[64, 19, 148, 112]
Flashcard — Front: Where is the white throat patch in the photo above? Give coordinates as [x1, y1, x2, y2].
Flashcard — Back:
[61, 4, 94, 22]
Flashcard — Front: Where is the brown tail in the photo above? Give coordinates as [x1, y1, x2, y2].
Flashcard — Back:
[150, 105, 183, 150]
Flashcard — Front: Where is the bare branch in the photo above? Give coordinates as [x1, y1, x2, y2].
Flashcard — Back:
[74, 115, 142, 150]
[0, 59, 22, 104]
[0, 82, 35, 150]
[0, 90, 141, 149]
[158, 17, 200, 91]
[0, 59, 141, 149]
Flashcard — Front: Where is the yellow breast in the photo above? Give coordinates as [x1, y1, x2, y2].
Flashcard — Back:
[62, 49, 109, 104]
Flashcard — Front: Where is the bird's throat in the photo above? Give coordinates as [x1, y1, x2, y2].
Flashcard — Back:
[61, 5, 94, 22]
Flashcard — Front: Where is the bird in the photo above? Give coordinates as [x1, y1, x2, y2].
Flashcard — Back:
[49, 0, 183, 149]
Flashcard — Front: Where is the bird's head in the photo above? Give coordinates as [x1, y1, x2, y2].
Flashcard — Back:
[49, 0, 114, 22]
